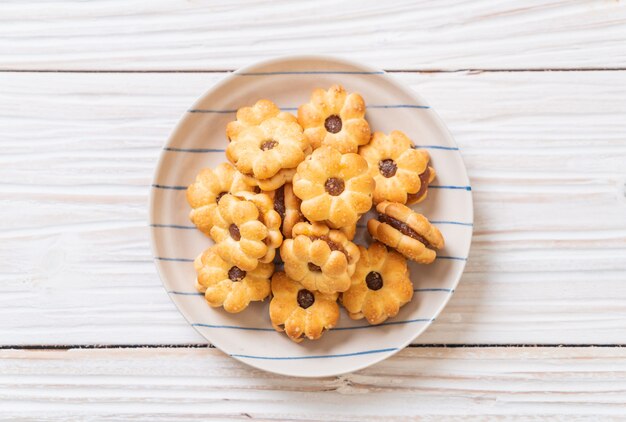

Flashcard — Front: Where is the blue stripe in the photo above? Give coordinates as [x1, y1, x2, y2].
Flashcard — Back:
[333, 317, 433, 330]
[169, 291, 204, 296]
[188, 109, 237, 114]
[192, 323, 275, 332]
[414, 288, 454, 293]
[164, 147, 226, 153]
[154, 257, 194, 262]
[416, 145, 459, 151]
[369, 104, 429, 109]
[231, 347, 397, 360]
[429, 220, 473, 227]
[192, 317, 434, 333]
[236, 71, 385, 76]
[151, 224, 196, 230]
[437, 256, 468, 261]
[152, 184, 187, 190]
[429, 185, 472, 191]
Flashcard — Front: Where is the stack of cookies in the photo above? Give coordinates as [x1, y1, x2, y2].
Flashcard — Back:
[187, 85, 444, 343]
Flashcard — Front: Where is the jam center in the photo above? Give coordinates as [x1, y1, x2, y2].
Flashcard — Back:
[261, 140, 278, 151]
[324, 177, 345, 196]
[229, 224, 241, 241]
[308, 263, 322, 272]
[228, 266, 246, 282]
[378, 159, 398, 178]
[297, 289, 315, 309]
[365, 271, 384, 291]
[324, 115, 342, 133]
[378, 214, 431, 248]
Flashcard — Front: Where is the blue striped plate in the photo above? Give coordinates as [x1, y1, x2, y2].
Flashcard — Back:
[149, 56, 473, 377]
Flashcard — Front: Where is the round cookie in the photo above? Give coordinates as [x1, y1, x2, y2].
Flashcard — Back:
[341, 242, 413, 325]
[210, 193, 283, 271]
[298, 84, 371, 153]
[186, 162, 256, 236]
[267, 183, 305, 239]
[280, 221, 360, 294]
[359, 130, 435, 204]
[226, 99, 311, 184]
[269, 271, 340, 343]
[293, 146, 374, 229]
[194, 246, 273, 313]
[367, 201, 444, 264]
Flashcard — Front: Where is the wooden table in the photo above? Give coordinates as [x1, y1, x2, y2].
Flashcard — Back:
[2, 1, 626, 419]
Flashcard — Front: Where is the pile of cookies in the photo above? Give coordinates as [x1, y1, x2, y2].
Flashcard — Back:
[187, 85, 444, 343]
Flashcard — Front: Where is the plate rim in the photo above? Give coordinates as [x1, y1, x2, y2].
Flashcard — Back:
[149, 54, 474, 377]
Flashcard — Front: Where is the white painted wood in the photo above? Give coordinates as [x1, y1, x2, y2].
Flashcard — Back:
[1, 0, 626, 71]
[1, 347, 625, 420]
[1, 70, 625, 346]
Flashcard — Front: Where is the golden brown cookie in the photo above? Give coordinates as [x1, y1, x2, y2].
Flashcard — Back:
[367, 201, 444, 264]
[359, 131, 435, 205]
[194, 246, 273, 313]
[293, 146, 374, 229]
[186, 163, 256, 236]
[240, 167, 296, 192]
[267, 183, 305, 239]
[341, 242, 413, 324]
[226, 99, 311, 183]
[280, 221, 360, 294]
[298, 85, 371, 153]
[337, 223, 357, 241]
[269, 271, 339, 342]
[210, 193, 283, 271]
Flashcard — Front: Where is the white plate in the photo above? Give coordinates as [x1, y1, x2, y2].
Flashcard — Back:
[150, 55, 473, 377]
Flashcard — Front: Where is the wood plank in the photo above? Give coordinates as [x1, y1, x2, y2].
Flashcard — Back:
[1, 71, 626, 346]
[1, 347, 625, 420]
[1, 0, 626, 71]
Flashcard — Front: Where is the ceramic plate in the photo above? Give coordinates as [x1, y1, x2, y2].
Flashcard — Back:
[150, 55, 473, 377]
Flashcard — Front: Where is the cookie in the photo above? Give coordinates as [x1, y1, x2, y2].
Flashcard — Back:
[186, 163, 256, 236]
[359, 131, 435, 204]
[240, 167, 296, 193]
[267, 183, 305, 239]
[280, 221, 360, 294]
[293, 146, 374, 229]
[210, 193, 283, 271]
[194, 246, 273, 313]
[341, 242, 413, 324]
[367, 201, 444, 264]
[226, 99, 311, 183]
[269, 271, 339, 342]
[298, 85, 371, 153]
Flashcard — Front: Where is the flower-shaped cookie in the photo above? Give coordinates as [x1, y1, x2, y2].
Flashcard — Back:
[298, 85, 371, 153]
[359, 131, 435, 204]
[268, 183, 305, 239]
[194, 246, 273, 313]
[269, 271, 339, 342]
[210, 193, 282, 271]
[293, 146, 374, 229]
[186, 163, 256, 236]
[226, 99, 311, 183]
[367, 201, 444, 264]
[280, 221, 360, 294]
[342, 242, 413, 324]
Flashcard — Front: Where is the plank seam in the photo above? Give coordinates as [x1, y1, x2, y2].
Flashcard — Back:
[1, 344, 623, 350]
[2, 68, 626, 74]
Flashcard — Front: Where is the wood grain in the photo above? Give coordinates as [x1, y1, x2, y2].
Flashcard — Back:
[1, 0, 626, 71]
[1, 347, 625, 420]
[1, 70, 625, 346]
